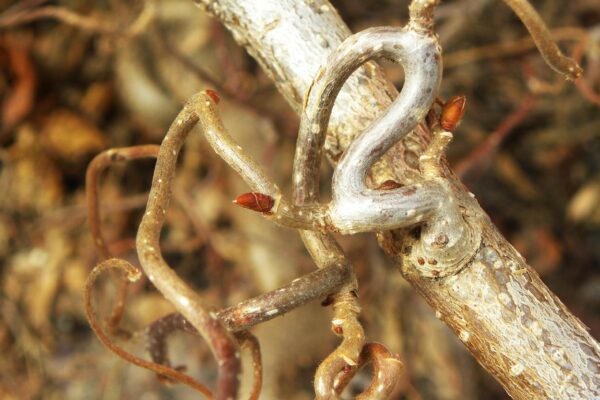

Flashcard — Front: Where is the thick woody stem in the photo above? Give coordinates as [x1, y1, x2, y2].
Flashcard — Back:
[197, 1, 600, 398]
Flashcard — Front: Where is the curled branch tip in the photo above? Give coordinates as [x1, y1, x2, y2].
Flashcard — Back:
[503, 0, 582, 80]
[84, 258, 213, 398]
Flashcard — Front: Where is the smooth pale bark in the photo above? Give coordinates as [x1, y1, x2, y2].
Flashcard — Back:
[195, 0, 600, 398]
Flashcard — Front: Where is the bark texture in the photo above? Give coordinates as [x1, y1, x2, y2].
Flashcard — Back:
[195, 0, 600, 398]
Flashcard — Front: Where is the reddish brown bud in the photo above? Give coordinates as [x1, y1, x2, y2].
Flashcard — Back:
[333, 325, 343, 335]
[440, 95, 466, 131]
[417, 257, 425, 265]
[233, 192, 274, 213]
[205, 89, 220, 104]
[377, 180, 403, 190]
[342, 364, 353, 373]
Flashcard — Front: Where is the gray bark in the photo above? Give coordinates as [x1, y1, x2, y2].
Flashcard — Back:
[195, 0, 600, 398]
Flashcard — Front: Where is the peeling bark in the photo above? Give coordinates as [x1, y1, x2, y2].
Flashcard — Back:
[195, 0, 600, 398]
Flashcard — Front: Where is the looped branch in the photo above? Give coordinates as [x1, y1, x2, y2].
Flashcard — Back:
[84, 258, 213, 398]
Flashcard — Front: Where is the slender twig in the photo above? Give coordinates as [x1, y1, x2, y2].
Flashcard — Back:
[0, 1, 155, 38]
[84, 258, 213, 398]
[136, 94, 241, 400]
[87, 146, 160, 260]
[443, 27, 585, 69]
[143, 264, 349, 371]
[334, 342, 404, 400]
[217, 262, 351, 331]
[144, 259, 351, 335]
[86, 145, 160, 336]
[502, 0, 582, 80]
[144, 314, 263, 400]
[235, 331, 262, 400]
[313, 287, 365, 400]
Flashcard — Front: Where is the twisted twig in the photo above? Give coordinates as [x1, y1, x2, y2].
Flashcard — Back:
[84, 258, 213, 398]
[295, 3, 443, 396]
[136, 93, 242, 400]
[86, 145, 160, 336]
[334, 342, 404, 400]
[232, 28, 444, 235]
[294, 26, 443, 234]
[144, 313, 263, 400]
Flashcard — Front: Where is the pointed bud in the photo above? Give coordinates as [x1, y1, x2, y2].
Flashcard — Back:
[440, 95, 466, 131]
[205, 89, 220, 104]
[233, 192, 274, 213]
[377, 180, 403, 190]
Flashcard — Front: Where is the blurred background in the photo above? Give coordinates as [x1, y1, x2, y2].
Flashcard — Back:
[0, 0, 598, 398]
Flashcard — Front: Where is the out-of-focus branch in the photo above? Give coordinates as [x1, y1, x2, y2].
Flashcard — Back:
[196, 1, 600, 398]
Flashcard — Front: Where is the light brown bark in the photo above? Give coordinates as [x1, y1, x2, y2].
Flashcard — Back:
[195, 0, 600, 398]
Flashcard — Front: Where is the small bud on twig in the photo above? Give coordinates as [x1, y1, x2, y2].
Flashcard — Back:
[377, 180, 403, 190]
[440, 95, 466, 131]
[205, 89, 221, 104]
[233, 193, 275, 213]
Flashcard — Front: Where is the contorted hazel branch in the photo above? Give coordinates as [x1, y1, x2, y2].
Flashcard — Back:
[229, 24, 480, 280]
[195, 0, 598, 398]
[295, 26, 444, 235]
[233, 26, 447, 234]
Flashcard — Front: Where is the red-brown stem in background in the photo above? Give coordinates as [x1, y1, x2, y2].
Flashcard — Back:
[572, 35, 600, 107]
[85, 145, 160, 336]
[84, 258, 213, 398]
[454, 94, 537, 178]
